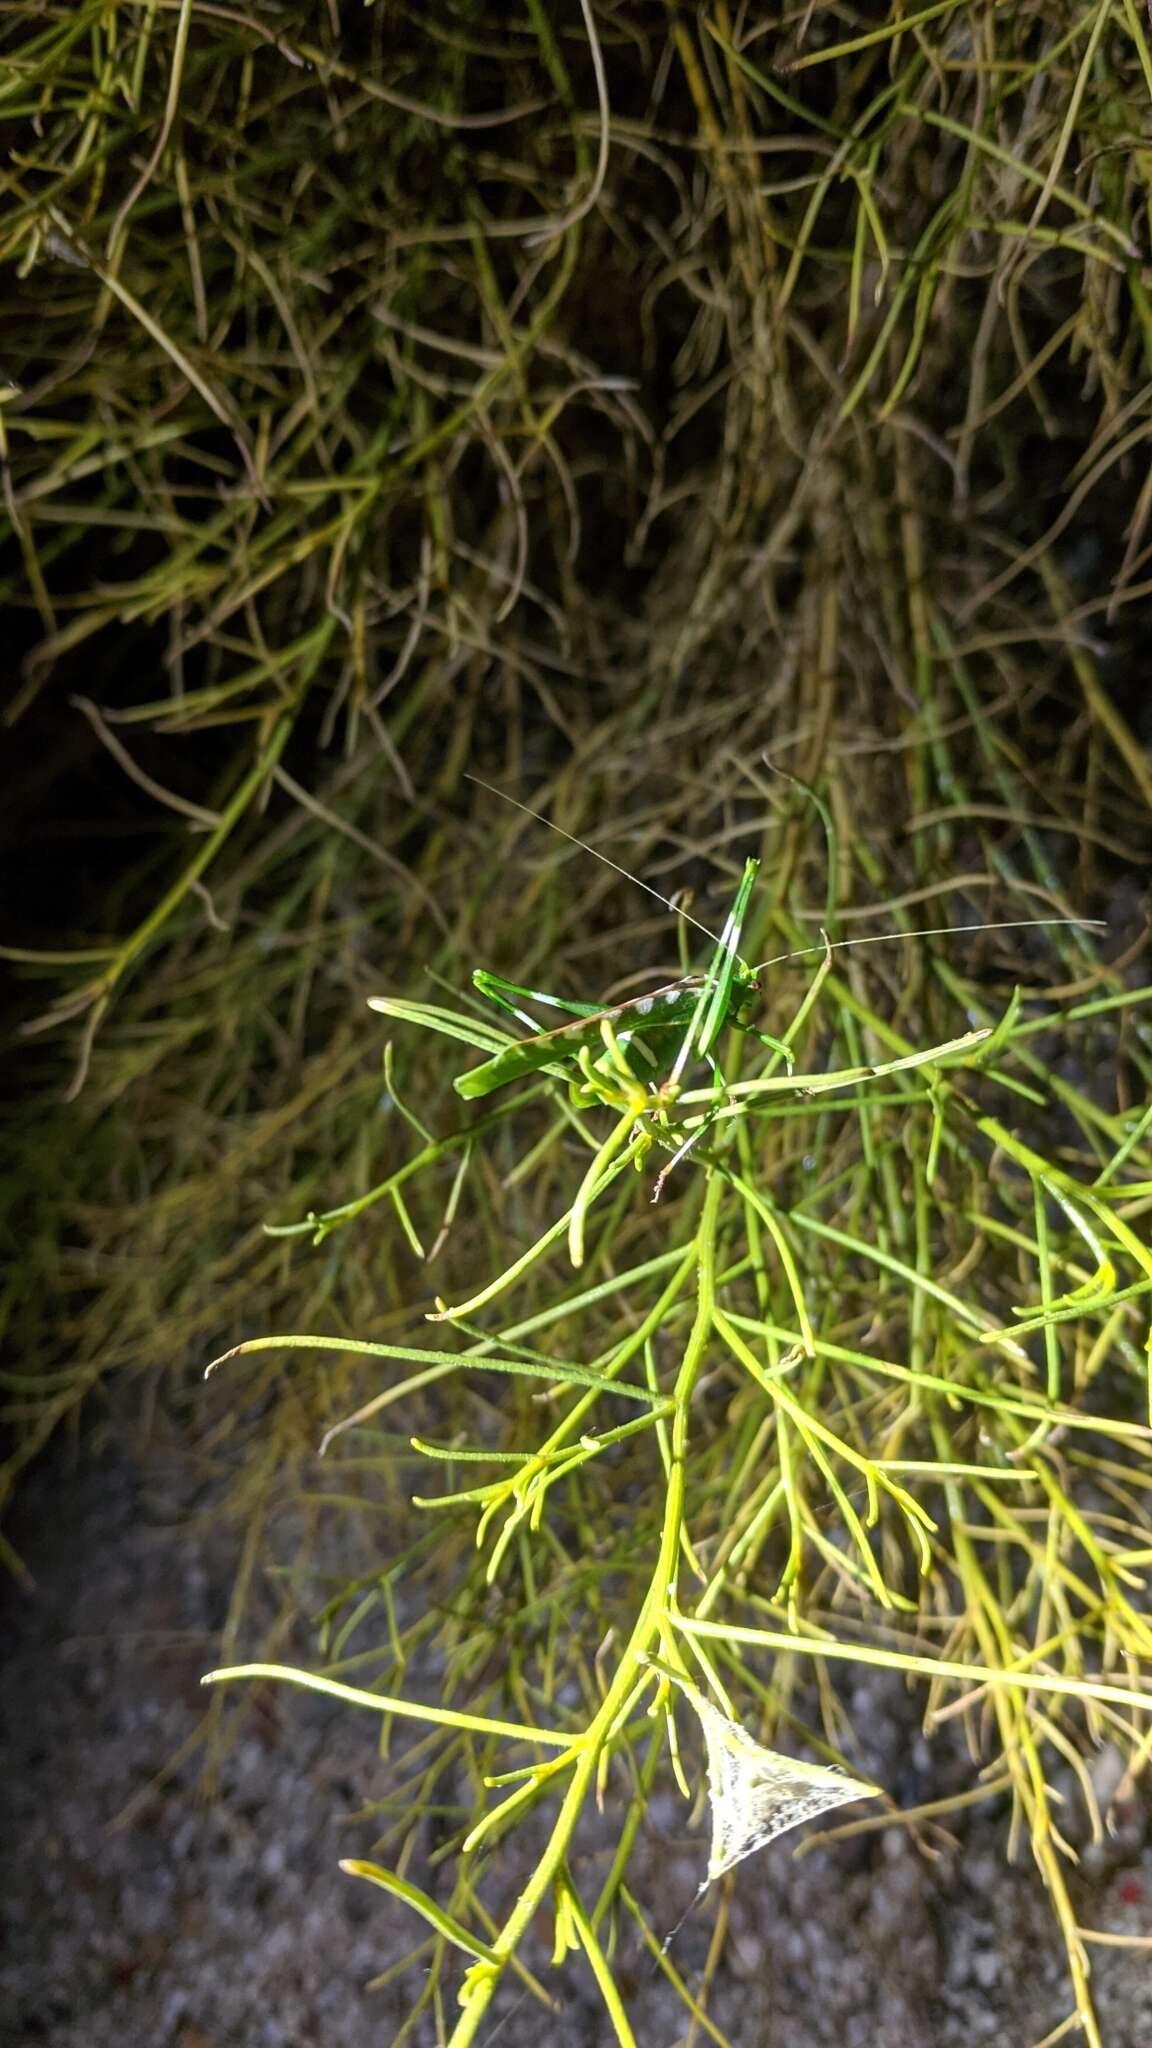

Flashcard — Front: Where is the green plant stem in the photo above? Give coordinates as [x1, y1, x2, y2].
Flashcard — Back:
[446, 1173, 722, 2046]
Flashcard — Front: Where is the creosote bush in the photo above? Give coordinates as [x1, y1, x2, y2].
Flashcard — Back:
[3, 3, 1152, 2042]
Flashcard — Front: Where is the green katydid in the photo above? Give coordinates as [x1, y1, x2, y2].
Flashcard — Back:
[451, 787, 787, 1105]
[374, 779, 1106, 1141]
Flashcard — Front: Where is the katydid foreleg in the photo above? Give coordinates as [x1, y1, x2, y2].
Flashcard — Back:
[650, 1049, 732, 1201]
[731, 1017, 794, 1069]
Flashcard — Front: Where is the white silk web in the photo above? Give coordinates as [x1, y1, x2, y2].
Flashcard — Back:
[663, 1668, 879, 1884]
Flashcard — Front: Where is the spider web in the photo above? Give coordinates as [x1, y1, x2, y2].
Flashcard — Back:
[667, 1670, 879, 1883]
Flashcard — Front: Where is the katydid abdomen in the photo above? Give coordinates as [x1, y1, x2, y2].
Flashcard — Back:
[453, 971, 763, 1100]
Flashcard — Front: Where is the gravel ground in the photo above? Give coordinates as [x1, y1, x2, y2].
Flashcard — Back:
[3, 1449, 1151, 2048]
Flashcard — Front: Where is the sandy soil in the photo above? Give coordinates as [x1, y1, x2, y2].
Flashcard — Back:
[3, 1449, 1150, 2048]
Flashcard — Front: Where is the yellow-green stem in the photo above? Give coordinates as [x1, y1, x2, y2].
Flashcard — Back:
[446, 1173, 722, 2046]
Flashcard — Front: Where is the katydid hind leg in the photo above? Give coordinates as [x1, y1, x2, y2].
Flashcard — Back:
[472, 968, 603, 1030]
